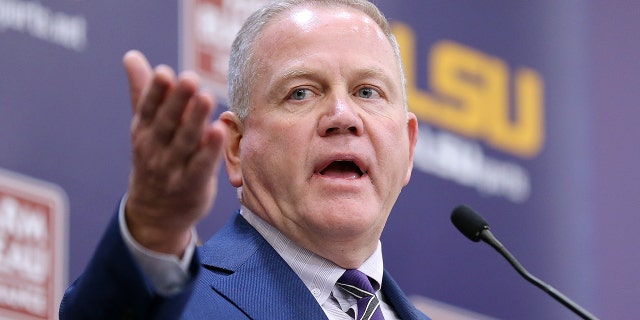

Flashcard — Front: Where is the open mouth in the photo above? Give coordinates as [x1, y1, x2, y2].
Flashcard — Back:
[319, 160, 364, 178]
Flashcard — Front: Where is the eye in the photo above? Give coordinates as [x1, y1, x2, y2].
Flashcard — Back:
[356, 87, 381, 99]
[290, 88, 312, 101]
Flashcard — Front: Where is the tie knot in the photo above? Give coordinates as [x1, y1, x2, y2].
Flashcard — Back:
[337, 269, 376, 297]
[336, 269, 384, 320]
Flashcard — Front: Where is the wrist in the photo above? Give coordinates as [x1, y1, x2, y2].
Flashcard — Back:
[124, 201, 193, 257]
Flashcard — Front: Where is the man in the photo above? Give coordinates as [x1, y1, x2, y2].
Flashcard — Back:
[60, 0, 428, 319]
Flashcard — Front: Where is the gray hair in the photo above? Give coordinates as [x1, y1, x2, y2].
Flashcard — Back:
[227, 0, 407, 120]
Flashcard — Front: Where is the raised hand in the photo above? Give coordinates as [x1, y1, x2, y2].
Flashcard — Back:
[122, 50, 228, 256]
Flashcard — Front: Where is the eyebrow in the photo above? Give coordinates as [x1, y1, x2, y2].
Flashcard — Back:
[265, 67, 321, 102]
[274, 63, 395, 82]
[354, 67, 395, 84]
[277, 68, 320, 84]
[352, 67, 400, 98]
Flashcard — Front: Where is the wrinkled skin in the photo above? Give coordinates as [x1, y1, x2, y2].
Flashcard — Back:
[222, 5, 418, 268]
[123, 4, 418, 269]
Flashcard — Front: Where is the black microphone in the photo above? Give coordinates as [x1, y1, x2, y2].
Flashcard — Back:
[450, 205, 599, 320]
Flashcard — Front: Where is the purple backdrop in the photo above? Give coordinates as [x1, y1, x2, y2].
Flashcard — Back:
[1, 0, 638, 319]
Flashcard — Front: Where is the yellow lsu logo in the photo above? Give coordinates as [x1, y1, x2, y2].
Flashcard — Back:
[393, 23, 544, 158]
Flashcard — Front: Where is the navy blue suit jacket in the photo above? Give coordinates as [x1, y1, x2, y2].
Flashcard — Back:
[60, 211, 430, 319]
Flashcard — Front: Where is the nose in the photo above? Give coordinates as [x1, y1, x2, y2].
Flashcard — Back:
[317, 97, 364, 137]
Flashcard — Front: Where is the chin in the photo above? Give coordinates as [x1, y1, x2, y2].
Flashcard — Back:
[311, 203, 384, 229]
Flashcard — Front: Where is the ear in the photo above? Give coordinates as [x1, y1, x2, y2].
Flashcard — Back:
[403, 112, 419, 186]
[220, 111, 244, 187]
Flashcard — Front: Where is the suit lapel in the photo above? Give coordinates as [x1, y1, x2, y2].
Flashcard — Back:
[197, 212, 428, 320]
[198, 213, 328, 320]
[382, 270, 432, 320]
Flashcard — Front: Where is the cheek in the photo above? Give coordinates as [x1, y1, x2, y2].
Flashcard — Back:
[373, 119, 404, 150]
[268, 116, 313, 150]
[240, 135, 281, 194]
[374, 123, 412, 179]
[241, 121, 309, 178]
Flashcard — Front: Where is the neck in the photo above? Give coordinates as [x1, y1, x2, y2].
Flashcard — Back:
[240, 205, 380, 269]
[298, 234, 379, 269]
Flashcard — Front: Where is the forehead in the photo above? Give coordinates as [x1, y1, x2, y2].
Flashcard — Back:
[267, 4, 384, 39]
[278, 4, 379, 32]
[253, 4, 399, 75]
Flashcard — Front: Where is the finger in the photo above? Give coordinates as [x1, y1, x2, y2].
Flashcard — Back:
[137, 65, 176, 126]
[186, 119, 227, 184]
[123, 50, 152, 113]
[152, 70, 199, 145]
[168, 91, 215, 165]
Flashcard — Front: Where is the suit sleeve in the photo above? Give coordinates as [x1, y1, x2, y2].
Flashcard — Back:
[59, 209, 200, 320]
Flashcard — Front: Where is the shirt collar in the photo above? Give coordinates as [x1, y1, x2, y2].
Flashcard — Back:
[239, 206, 385, 304]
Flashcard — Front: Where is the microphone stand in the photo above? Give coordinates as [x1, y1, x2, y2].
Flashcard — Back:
[480, 229, 599, 320]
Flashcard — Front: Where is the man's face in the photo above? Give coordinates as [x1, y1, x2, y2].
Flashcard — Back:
[226, 5, 418, 264]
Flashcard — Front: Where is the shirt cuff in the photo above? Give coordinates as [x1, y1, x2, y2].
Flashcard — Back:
[118, 194, 197, 296]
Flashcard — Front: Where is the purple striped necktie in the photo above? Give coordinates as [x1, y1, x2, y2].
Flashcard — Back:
[336, 269, 385, 320]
